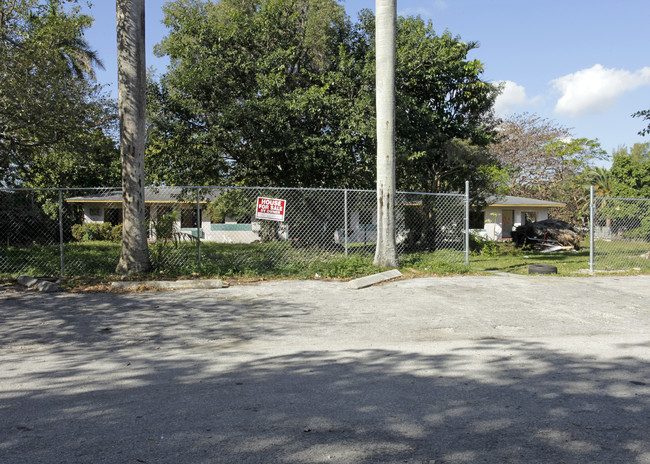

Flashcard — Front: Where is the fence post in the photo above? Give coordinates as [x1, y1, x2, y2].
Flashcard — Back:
[589, 185, 595, 274]
[465, 180, 470, 265]
[344, 189, 348, 256]
[196, 187, 202, 271]
[59, 189, 65, 276]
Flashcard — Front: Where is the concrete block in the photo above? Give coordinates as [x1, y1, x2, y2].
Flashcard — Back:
[17, 275, 58, 292]
[347, 269, 402, 289]
[33, 280, 59, 292]
[17, 275, 39, 288]
[111, 279, 223, 290]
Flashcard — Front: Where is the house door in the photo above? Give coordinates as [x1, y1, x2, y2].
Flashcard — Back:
[502, 209, 514, 239]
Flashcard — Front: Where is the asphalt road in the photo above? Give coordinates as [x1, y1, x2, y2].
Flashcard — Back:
[1, 275, 649, 464]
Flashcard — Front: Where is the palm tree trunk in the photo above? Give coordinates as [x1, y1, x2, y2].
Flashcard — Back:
[374, 0, 398, 267]
[115, 0, 151, 274]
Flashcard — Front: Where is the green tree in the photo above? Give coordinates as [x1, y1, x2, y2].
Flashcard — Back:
[588, 166, 614, 197]
[147, 2, 500, 194]
[490, 113, 607, 225]
[587, 166, 614, 228]
[610, 143, 650, 198]
[148, 0, 352, 187]
[392, 18, 499, 194]
[601, 143, 650, 239]
[633, 109, 650, 137]
[0, 0, 117, 187]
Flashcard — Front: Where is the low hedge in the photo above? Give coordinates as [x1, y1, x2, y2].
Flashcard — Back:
[71, 223, 122, 242]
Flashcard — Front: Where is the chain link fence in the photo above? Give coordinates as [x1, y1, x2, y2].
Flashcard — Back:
[590, 194, 650, 272]
[0, 186, 468, 277]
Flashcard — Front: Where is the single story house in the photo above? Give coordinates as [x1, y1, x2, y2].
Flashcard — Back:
[67, 188, 413, 246]
[478, 195, 565, 241]
[66, 187, 269, 244]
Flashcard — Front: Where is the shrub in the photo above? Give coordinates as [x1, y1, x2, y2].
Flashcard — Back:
[71, 222, 122, 242]
[150, 211, 179, 241]
[469, 232, 521, 256]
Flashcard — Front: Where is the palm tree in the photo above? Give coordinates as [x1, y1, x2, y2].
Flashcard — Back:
[35, 1, 105, 79]
[590, 166, 613, 197]
[589, 166, 613, 228]
[115, 0, 151, 274]
[56, 31, 104, 79]
[374, 0, 398, 267]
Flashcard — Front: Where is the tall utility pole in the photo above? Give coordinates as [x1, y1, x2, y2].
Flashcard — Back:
[115, 0, 151, 274]
[374, 0, 398, 267]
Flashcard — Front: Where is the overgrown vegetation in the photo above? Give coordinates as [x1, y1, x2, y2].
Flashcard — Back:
[0, 240, 470, 280]
[2, 239, 649, 284]
[71, 223, 122, 242]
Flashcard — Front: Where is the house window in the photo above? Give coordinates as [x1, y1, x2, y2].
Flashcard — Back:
[359, 209, 373, 225]
[181, 208, 201, 228]
[104, 208, 123, 225]
[522, 211, 537, 224]
[89, 207, 101, 217]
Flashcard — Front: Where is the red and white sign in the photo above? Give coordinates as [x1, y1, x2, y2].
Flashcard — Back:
[256, 197, 286, 221]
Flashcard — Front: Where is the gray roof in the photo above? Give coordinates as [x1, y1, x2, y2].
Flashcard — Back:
[66, 187, 221, 204]
[485, 195, 565, 208]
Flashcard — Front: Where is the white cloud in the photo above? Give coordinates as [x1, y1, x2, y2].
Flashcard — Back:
[493, 80, 539, 116]
[433, 0, 448, 10]
[398, 7, 432, 16]
[398, 1, 447, 17]
[551, 64, 650, 117]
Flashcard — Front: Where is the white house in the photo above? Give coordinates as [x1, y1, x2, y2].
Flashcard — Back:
[66, 188, 266, 244]
[479, 195, 565, 241]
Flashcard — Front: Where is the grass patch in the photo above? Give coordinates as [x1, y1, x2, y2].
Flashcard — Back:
[2, 239, 648, 284]
[471, 240, 650, 275]
[471, 249, 590, 275]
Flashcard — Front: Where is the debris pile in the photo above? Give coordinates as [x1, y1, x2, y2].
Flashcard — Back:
[512, 219, 582, 251]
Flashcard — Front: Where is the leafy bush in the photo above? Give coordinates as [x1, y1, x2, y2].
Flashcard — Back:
[150, 211, 179, 240]
[469, 232, 521, 256]
[205, 190, 253, 223]
[71, 223, 121, 242]
[469, 232, 496, 255]
[307, 254, 383, 279]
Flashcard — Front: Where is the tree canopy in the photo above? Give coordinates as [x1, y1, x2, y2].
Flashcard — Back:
[0, 0, 118, 187]
[609, 143, 650, 198]
[146, 0, 500, 194]
[633, 109, 650, 137]
[489, 113, 607, 225]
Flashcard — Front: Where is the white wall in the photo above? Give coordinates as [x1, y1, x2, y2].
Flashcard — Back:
[83, 205, 104, 223]
[483, 207, 551, 240]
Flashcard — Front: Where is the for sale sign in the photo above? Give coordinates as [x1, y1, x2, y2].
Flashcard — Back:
[256, 197, 286, 221]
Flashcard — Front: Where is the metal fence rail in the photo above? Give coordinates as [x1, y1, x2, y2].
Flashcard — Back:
[0, 186, 468, 277]
[590, 192, 650, 272]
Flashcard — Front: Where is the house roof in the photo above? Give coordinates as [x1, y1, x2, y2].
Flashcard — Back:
[485, 195, 565, 208]
[66, 187, 221, 204]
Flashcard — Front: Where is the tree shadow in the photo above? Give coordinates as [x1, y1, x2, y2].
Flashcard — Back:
[1, 293, 648, 463]
[0, 290, 308, 352]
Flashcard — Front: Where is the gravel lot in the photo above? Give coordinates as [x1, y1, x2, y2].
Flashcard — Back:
[1, 275, 649, 464]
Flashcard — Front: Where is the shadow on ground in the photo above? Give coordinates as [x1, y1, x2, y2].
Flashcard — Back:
[0, 291, 648, 464]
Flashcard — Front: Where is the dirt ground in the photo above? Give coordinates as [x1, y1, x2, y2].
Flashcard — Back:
[1, 275, 649, 463]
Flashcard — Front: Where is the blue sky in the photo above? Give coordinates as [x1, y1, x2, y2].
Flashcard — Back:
[82, 1, 650, 161]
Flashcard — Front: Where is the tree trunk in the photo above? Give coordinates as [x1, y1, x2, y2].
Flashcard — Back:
[374, 0, 398, 267]
[115, 0, 151, 274]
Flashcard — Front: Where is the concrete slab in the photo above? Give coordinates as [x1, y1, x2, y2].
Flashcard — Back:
[110, 279, 223, 290]
[347, 269, 402, 289]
